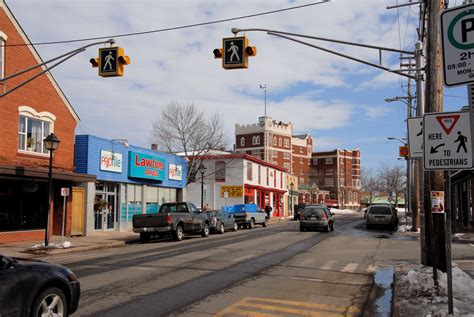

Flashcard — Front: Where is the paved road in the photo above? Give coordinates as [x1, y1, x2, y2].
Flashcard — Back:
[41, 214, 458, 316]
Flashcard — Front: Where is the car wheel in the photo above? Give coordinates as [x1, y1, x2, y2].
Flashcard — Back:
[330, 222, 334, 231]
[140, 232, 150, 242]
[262, 219, 268, 227]
[32, 287, 67, 317]
[218, 222, 225, 234]
[249, 219, 255, 229]
[366, 223, 371, 230]
[324, 224, 329, 232]
[233, 223, 238, 231]
[173, 225, 184, 241]
[201, 223, 210, 237]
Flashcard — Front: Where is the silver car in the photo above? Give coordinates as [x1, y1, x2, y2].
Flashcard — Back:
[366, 205, 398, 230]
[300, 205, 334, 232]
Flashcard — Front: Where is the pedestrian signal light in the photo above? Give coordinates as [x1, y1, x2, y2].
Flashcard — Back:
[218, 36, 256, 70]
[245, 46, 257, 57]
[90, 58, 99, 68]
[213, 48, 223, 59]
[399, 145, 409, 158]
[92, 46, 130, 77]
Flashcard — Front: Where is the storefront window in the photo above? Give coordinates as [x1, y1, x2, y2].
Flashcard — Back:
[145, 186, 159, 213]
[0, 179, 47, 232]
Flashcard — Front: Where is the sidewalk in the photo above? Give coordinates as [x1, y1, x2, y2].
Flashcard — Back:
[0, 217, 292, 258]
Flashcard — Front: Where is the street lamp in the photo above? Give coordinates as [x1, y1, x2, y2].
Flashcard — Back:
[198, 162, 206, 209]
[43, 133, 60, 247]
[259, 84, 267, 117]
[387, 136, 407, 145]
[289, 182, 294, 215]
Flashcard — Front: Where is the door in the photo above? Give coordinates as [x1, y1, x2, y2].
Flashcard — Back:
[71, 187, 85, 236]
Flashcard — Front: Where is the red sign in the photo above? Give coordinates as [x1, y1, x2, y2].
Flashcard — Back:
[436, 115, 460, 135]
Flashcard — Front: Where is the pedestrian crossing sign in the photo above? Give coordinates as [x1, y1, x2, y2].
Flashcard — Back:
[222, 36, 248, 69]
[423, 111, 473, 170]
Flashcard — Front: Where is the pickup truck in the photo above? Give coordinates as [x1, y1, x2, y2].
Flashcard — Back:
[132, 202, 210, 242]
[230, 204, 268, 229]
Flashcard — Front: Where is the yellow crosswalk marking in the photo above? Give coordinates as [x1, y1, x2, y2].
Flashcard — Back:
[215, 297, 362, 317]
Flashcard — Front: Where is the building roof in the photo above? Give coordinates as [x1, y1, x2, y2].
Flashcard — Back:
[293, 134, 310, 140]
[1, 0, 80, 123]
[195, 153, 288, 172]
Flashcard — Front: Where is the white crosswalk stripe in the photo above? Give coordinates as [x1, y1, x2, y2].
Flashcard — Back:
[341, 263, 359, 273]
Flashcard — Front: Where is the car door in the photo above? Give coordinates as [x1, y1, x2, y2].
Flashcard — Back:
[220, 211, 230, 229]
[188, 203, 202, 231]
[0, 256, 23, 316]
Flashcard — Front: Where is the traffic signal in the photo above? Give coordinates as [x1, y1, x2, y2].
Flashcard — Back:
[90, 46, 130, 77]
[399, 145, 409, 158]
[214, 36, 257, 69]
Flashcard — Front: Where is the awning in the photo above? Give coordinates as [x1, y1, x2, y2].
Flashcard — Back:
[0, 165, 96, 183]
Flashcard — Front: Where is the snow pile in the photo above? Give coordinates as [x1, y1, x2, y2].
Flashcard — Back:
[61, 241, 73, 248]
[330, 208, 359, 215]
[396, 264, 474, 316]
[398, 224, 413, 232]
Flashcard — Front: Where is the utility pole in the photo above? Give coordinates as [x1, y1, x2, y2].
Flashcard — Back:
[424, 0, 446, 274]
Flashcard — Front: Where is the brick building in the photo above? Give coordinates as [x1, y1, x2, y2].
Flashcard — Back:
[235, 116, 312, 183]
[0, 1, 94, 243]
[310, 149, 361, 210]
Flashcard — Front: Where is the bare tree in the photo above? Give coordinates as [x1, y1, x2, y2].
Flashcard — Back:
[361, 167, 380, 206]
[378, 163, 406, 207]
[151, 101, 227, 184]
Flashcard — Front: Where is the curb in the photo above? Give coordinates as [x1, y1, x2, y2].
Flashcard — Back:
[23, 240, 127, 256]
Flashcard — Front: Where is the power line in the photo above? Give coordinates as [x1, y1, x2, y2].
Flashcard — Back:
[3, 1, 330, 47]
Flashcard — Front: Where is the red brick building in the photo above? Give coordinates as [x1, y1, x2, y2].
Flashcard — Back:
[235, 116, 312, 185]
[310, 149, 361, 210]
[0, 1, 94, 243]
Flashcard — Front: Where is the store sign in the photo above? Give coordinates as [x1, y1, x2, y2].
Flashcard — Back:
[100, 150, 122, 173]
[128, 151, 165, 181]
[168, 163, 183, 181]
[220, 186, 243, 198]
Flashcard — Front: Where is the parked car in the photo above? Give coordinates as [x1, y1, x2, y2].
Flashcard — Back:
[366, 205, 398, 230]
[300, 205, 334, 232]
[294, 203, 307, 220]
[206, 210, 238, 234]
[132, 202, 210, 242]
[0, 255, 80, 316]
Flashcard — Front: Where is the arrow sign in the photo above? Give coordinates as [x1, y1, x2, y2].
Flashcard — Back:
[430, 143, 445, 154]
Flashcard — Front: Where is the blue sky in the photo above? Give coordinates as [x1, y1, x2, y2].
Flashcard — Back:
[6, 0, 469, 171]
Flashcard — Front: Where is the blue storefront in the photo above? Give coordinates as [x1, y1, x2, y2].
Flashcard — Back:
[74, 135, 187, 233]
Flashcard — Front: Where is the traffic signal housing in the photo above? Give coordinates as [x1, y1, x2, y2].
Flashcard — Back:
[91, 46, 130, 77]
[214, 36, 256, 69]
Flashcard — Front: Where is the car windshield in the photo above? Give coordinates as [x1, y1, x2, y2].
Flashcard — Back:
[369, 206, 392, 215]
[304, 207, 325, 216]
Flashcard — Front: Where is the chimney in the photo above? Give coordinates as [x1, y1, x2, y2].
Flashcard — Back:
[151, 144, 158, 151]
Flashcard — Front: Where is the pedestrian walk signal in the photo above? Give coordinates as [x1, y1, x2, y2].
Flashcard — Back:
[214, 36, 256, 70]
[90, 47, 130, 77]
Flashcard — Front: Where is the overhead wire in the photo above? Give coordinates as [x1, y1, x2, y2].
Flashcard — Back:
[3, 1, 330, 47]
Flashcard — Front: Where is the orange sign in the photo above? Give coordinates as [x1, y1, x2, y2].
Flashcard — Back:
[399, 145, 409, 157]
[220, 186, 243, 198]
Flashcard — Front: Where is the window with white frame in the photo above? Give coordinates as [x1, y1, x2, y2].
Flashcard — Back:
[284, 152, 290, 160]
[18, 107, 55, 154]
[240, 137, 245, 147]
[325, 178, 334, 186]
[299, 177, 304, 184]
[312, 158, 318, 165]
[284, 163, 290, 170]
[325, 157, 333, 164]
[278, 138, 282, 146]
[300, 157, 304, 164]
[284, 139, 289, 147]
[325, 169, 333, 175]
[273, 137, 277, 146]
[0, 32, 6, 79]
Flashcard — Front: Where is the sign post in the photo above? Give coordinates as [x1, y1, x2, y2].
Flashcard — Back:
[60, 188, 70, 245]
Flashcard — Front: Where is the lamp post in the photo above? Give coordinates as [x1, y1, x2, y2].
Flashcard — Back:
[259, 84, 267, 116]
[198, 163, 206, 209]
[289, 182, 294, 215]
[43, 133, 60, 247]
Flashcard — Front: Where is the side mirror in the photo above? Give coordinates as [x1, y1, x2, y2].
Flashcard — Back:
[0, 256, 14, 270]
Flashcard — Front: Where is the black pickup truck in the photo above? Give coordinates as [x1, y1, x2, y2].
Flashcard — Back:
[132, 202, 210, 242]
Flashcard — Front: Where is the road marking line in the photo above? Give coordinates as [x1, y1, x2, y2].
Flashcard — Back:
[320, 260, 337, 270]
[341, 263, 358, 273]
[215, 297, 362, 316]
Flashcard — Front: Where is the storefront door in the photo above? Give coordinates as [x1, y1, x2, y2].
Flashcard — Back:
[94, 182, 119, 231]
